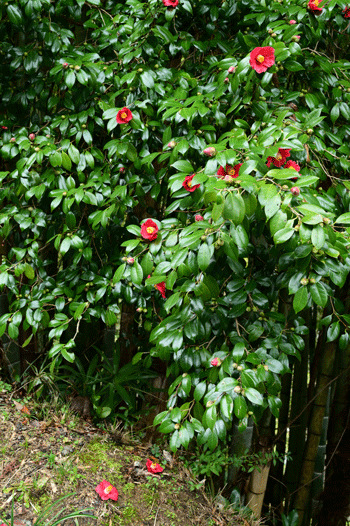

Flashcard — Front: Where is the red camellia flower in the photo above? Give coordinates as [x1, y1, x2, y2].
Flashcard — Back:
[1, 126, 8, 130]
[195, 214, 204, 221]
[141, 219, 158, 241]
[146, 459, 164, 473]
[291, 187, 300, 196]
[228, 66, 235, 73]
[95, 480, 119, 501]
[147, 276, 166, 299]
[266, 148, 291, 168]
[116, 107, 133, 124]
[343, 6, 350, 17]
[162, 0, 179, 6]
[217, 164, 242, 179]
[183, 174, 200, 192]
[211, 358, 221, 366]
[29, 133, 35, 141]
[284, 160, 300, 172]
[250, 47, 275, 74]
[308, 0, 323, 14]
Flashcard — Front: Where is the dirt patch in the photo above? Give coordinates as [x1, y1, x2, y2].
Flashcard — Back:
[0, 381, 248, 526]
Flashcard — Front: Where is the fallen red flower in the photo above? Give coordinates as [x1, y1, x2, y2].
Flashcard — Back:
[163, 0, 179, 6]
[250, 46, 275, 74]
[95, 480, 119, 501]
[183, 174, 200, 192]
[146, 459, 164, 473]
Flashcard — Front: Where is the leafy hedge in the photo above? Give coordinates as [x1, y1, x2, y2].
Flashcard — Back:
[1, 0, 350, 522]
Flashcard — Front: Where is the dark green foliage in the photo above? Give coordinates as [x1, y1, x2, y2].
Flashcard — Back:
[1, 0, 350, 523]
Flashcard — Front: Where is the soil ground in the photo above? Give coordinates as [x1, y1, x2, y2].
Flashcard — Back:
[0, 380, 250, 526]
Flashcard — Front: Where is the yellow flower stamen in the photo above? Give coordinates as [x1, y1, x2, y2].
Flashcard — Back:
[104, 485, 113, 494]
[187, 180, 192, 187]
[257, 54, 265, 63]
[276, 153, 282, 160]
[121, 112, 127, 119]
[227, 167, 235, 175]
[314, 0, 319, 5]
[146, 226, 155, 233]
[151, 462, 157, 469]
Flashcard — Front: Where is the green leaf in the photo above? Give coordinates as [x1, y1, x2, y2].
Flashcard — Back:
[130, 261, 143, 285]
[310, 282, 328, 308]
[222, 192, 245, 224]
[203, 405, 216, 430]
[113, 263, 126, 284]
[293, 286, 308, 314]
[66, 70, 76, 89]
[327, 321, 340, 342]
[220, 394, 233, 419]
[7, 5, 23, 24]
[164, 292, 180, 312]
[244, 388, 263, 406]
[68, 144, 80, 165]
[197, 243, 211, 271]
[61, 152, 72, 171]
[273, 227, 294, 245]
[171, 160, 194, 173]
[234, 396, 247, 419]
[335, 212, 350, 224]
[311, 224, 325, 250]
[24, 264, 35, 280]
[194, 382, 207, 402]
[140, 71, 155, 88]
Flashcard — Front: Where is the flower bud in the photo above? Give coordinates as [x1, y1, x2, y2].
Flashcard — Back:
[289, 19, 297, 24]
[119, 166, 125, 173]
[29, 133, 35, 141]
[211, 357, 221, 366]
[282, 185, 289, 190]
[292, 35, 300, 42]
[74, 65, 80, 71]
[290, 186, 300, 196]
[300, 278, 309, 286]
[224, 77, 229, 83]
[10, 137, 16, 143]
[126, 257, 134, 265]
[233, 386, 241, 394]
[203, 146, 217, 157]
[224, 175, 234, 183]
[195, 214, 204, 221]
[228, 66, 235, 74]
[167, 140, 176, 149]
[62, 62, 69, 68]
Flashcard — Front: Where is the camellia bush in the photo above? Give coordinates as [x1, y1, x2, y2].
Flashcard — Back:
[1, 0, 350, 524]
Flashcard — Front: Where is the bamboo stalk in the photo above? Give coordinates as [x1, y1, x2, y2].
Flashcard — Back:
[246, 461, 272, 519]
[294, 339, 337, 525]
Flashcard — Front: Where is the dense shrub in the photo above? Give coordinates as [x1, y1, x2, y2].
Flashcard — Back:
[1, 0, 350, 523]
